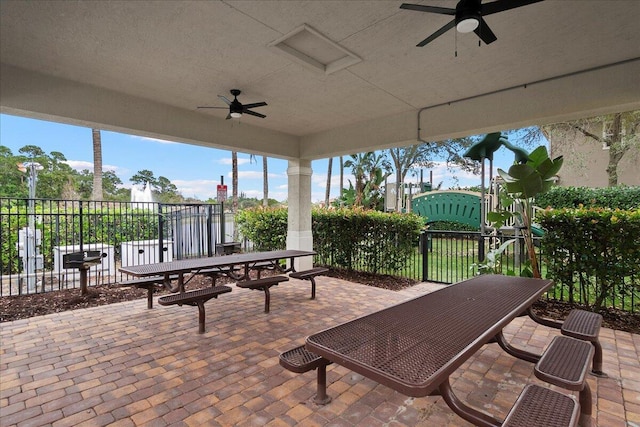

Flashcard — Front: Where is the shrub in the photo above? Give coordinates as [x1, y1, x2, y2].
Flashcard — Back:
[538, 207, 640, 311]
[536, 186, 640, 210]
[236, 207, 424, 274]
[236, 207, 288, 251]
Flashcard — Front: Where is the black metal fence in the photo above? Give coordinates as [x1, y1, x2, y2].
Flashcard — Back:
[422, 230, 639, 313]
[1, 200, 637, 313]
[0, 198, 231, 296]
[421, 230, 543, 284]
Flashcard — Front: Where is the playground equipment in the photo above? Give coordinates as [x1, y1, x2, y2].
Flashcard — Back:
[406, 133, 544, 235]
[411, 191, 481, 228]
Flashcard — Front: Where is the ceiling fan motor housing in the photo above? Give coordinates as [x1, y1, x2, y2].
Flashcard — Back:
[230, 89, 243, 115]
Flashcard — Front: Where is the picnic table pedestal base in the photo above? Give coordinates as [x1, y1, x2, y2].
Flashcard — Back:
[494, 330, 541, 364]
[439, 378, 502, 427]
[314, 365, 331, 405]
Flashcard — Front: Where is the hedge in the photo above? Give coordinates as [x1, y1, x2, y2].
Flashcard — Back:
[236, 207, 424, 274]
[536, 186, 640, 210]
[538, 207, 640, 311]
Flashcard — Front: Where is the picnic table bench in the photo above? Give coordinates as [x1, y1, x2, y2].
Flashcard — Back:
[535, 335, 594, 427]
[528, 306, 605, 376]
[158, 285, 232, 333]
[236, 275, 289, 313]
[289, 267, 328, 300]
[279, 345, 332, 404]
[119, 274, 179, 308]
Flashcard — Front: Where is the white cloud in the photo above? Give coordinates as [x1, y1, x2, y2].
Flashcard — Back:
[237, 170, 263, 179]
[218, 157, 251, 166]
[172, 179, 218, 200]
[241, 189, 262, 198]
[223, 170, 284, 180]
[312, 172, 353, 189]
[64, 160, 119, 173]
[64, 160, 92, 171]
[269, 190, 288, 201]
[131, 136, 178, 145]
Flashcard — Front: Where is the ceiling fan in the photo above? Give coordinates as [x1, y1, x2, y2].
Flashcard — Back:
[197, 89, 267, 119]
[400, 0, 544, 47]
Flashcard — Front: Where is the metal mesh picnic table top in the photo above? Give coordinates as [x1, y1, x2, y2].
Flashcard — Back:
[306, 275, 553, 397]
[119, 250, 315, 277]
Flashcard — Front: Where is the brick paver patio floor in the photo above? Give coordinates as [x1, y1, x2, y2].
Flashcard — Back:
[1, 277, 639, 426]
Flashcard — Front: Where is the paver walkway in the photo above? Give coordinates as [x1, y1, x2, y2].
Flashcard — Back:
[1, 277, 639, 426]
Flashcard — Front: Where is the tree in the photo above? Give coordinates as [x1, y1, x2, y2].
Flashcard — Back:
[339, 156, 344, 200]
[18, 146, 75, 199]
[386, 137, 475, 211]
[343, 152, 391, 209]
[91, 129, 103, 201]
[325, 157, 332, 207]
[155, 176, 181, 202]
[231, 151, 239, 240]
[76, 170, 94, 199]
[541, 110, 639, 186]
[0, 146, 26, 198]
[262, 156, 269, 207]
[130, 169, 157, 189]
[102, 171, 125, 200]
[76, 170, 125, 201]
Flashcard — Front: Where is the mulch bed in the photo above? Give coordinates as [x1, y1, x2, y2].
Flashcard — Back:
[1, 269, 638, 334]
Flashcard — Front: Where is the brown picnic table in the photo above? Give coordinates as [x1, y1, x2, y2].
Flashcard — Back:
[119, 249, 316, 293]
[305, 275, 556, 426]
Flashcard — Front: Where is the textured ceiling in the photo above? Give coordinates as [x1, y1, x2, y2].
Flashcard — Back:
[1, 0, 639, 159]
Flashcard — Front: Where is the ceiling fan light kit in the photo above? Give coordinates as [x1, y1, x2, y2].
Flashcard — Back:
[456, 17, 479, 33]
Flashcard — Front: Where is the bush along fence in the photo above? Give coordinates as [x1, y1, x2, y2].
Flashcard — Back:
[237, 207, 424, 279]
[538, 207, 640, 313]
[536, 185, 640, 210]
[238, 206, 638, 314]
[0, 198, 229, 296]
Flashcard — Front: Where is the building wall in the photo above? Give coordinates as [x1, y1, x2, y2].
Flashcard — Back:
[548, 122, 640, 188]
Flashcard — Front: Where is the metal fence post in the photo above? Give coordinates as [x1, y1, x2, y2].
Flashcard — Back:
[220, 202, 226, 245]
[158, 203, 164, 262]
[207, 204, 213, 257]
[421, 231, 428, 282]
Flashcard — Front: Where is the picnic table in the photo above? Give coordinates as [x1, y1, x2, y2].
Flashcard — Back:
[119, 249, 315, 293]
[305, 275, 555, 426]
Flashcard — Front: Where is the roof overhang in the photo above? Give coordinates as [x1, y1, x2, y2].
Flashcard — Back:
[1, 1, 639, 160]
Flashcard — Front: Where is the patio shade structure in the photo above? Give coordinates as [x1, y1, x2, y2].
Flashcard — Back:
[1, 1, 639, 258]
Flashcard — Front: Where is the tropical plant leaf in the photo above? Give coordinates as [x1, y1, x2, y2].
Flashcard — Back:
[487, 211, 512, 228]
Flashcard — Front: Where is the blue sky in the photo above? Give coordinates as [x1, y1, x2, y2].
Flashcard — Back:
[0, 114, 545, 202]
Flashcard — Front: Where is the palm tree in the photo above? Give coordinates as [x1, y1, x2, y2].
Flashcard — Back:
[344, 152, 390, 207]
[249, 153, 269, 207]
[91, 129, 103, 201]
[263, 155, 269, 207]
[231, 151, 239, 241]
[232, 151, 238, 213]
[339, 156, 344, 201]
[325, 157, 332, 207]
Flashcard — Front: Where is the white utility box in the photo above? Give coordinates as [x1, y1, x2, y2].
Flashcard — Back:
[53, 243, 115, 276]
[121, 240, 173, 267]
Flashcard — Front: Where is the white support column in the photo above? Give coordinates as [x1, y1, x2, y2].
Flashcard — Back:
[287, 160, 314, 271]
